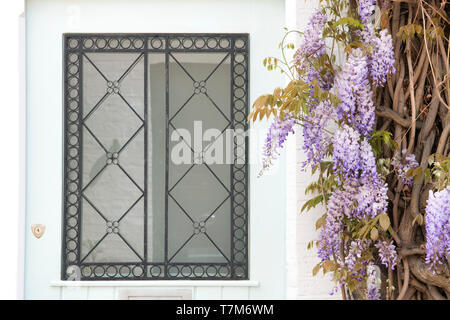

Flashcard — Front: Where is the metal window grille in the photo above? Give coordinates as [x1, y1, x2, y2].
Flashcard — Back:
[62, 34, 249, 280]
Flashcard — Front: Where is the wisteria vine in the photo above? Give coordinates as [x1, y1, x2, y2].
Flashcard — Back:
[251, 0, 449, 300]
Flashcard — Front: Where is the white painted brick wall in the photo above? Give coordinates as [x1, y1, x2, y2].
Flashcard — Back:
[285, 0, 341, 300]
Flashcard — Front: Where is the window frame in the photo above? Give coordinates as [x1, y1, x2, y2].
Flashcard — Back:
[62, 33, 249, 280]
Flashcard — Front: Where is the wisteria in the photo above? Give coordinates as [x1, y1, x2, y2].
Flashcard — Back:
[318, 181, 359, 261]
[345, 239, 372, 274]
[358, 0, 376, 24]
[294, 9, 327, 75]
[355, 178, 389, 219]
[393, 149, 419, 186]
[375, 240, 398, 269]
[302, 100, 334, 169]
[306, 1, 396, 298]
[294, 10, 335, 170]
[318, 177, 389, 270]
[334, 50, 368, 124]
[264, 11, 328, 176]
[424, 186, 450, 270]
[297, 1, 392, 298]
[249, 0, 450, 300]
[332, 125, 362, 181]
[367, 264, 381, 300]
[368, 30, 395, 86]
[249, 0, 449, 301]
[357, 0, 396, 88]
[353, 77, 376, 137]
[260, 114, 296, 176]
[331, 127, 381, 184]
[359, 138, 379, 182]
[334, 49, 376, 137]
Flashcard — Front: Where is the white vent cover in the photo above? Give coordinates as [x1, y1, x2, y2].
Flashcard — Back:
[116, 288, 192, 300]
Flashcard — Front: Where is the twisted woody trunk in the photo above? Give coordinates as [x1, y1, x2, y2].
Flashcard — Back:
[375, 0, 449, 300]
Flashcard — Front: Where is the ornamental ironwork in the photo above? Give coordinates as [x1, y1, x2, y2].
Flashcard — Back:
[62, 34, 249, 280]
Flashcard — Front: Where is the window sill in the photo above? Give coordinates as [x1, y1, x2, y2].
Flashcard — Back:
[50, 280, 259, 288]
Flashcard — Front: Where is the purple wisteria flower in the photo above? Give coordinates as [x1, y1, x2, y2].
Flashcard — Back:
[318, 179, 376, 261]
[392, 149, 419, 186]
[260, 114, 296, 175]
[355, 178, 389, 219]
[369, 29, 395, 86]
[358, 0, 376, 24]
[334, 49, 375, 137]
[359, 138, 379, 182]
[308, 68, 335, 91]
[294, 9, 327, 74]
[334, 55, 361, 123]
[318, 225, 341, 262]
[358, 2, 395, 87]
[302, 100, 334, 169]
[375, 240, 398, 269]
[318, 182, 359, 261]
[354, 78, 376, 136]
[425, 187, 450, 270]
[332, 126, 381, 183]
[332, 125, 362, 181]
[294, 9, 335, 90]
[367, 264, 381, 300]
[345, 239, 372, 273]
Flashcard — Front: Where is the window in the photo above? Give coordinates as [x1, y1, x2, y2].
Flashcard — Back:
[62, 34, 249, 280]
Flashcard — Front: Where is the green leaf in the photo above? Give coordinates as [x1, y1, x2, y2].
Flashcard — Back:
[323, 260, 337, 273]
[333, 17, 364, 30]
[300, 194, 327, 213]
[305, 181, 319, 195]
[424, 168, 431, 185]
[315, 214, 327, 230]
[413, 171, 423, 184]
[344, 41, 364, 54]
[407, 166, 422, 179]
[370, 228, 379, 241]
[379, 214, 390, 231]
[312, 263, 321, 276]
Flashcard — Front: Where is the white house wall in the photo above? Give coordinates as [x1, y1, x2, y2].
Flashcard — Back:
[285, 0, 340, 300]
[0, 1, 26, 300]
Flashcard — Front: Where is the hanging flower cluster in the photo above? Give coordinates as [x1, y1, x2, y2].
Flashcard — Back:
[424, 186, 450, 270]
[295, 10, 335, 169]
[302, 100, 334, 169]
[260, 114, 296, 176]
[366, 264, 381, 300]
[334, 50, 375, 137]
[358, 0, 376, 24]
[369, 30, 396, 86]
[375, 240, 398, 269]
[294, 10, 327, 76]
[358, 0, 395, 86]
[392, 149, 419, 186]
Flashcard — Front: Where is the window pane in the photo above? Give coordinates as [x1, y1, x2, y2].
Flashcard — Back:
[81, 53, 146, 264]
[168, 53, 231, 264]
[147, 54, 166, 262]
